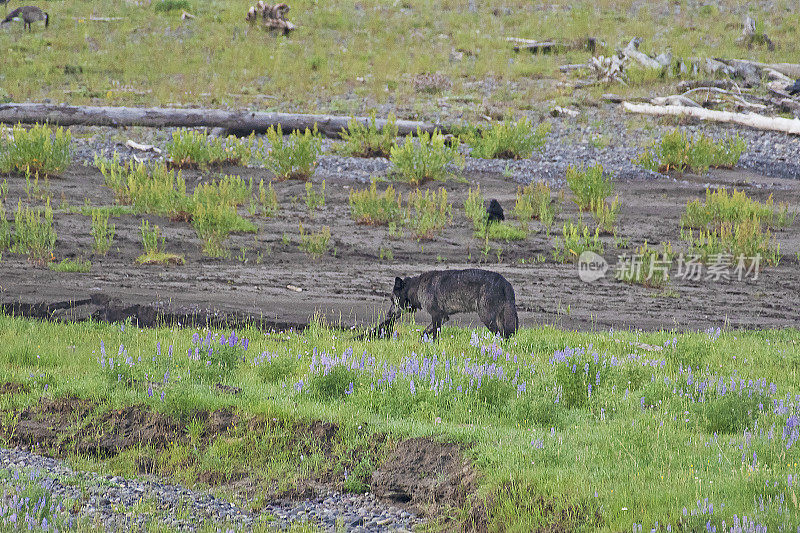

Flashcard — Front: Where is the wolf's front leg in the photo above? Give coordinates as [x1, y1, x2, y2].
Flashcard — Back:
[423, 311, 447, 341]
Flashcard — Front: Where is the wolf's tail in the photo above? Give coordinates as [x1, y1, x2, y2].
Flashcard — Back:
[499, 289, 518, 338]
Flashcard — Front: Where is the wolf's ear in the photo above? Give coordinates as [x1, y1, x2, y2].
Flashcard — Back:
[393, 277, 404, 293]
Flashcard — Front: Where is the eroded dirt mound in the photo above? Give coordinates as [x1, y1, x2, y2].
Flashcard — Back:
[371, 437, 478, 515]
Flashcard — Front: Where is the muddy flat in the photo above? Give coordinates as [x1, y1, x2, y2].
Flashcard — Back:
[1, 159, 798, 333]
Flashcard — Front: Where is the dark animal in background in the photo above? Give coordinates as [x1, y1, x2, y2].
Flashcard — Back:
[2, 5, 48, 30]
[388, 269, 519, 340]
[786, 79, 800, 96]
[486, 199, 504, 223]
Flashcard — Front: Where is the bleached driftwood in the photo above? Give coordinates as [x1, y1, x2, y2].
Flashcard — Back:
[650, 95, 701, 108]
[125, 140, 162, 154]
[550, 106, 579, 118]
[0, 103, 444, 138]
[623, 101, 800, 135]
[621, 38, 662, 70]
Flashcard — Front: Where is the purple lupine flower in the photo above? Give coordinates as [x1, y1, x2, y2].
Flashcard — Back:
[147, 384, 153, 398]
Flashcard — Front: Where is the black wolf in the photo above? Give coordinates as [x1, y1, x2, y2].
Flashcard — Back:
[387, 268, 519, 340]
[487, 199, 504, 223]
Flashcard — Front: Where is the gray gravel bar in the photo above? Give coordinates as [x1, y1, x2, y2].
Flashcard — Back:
[0, 447, 419, 532]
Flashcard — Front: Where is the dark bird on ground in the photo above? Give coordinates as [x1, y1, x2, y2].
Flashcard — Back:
[487, 199, 505, 223]
[2, 6, 48, 30]
[786, 79, 800, 96]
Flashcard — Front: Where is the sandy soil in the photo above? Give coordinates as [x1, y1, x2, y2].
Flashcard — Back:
[1, 162, 798, 333]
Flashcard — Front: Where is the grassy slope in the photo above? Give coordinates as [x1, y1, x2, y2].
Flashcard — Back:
[1, 1, 800, 118]
[0, 314, 799, 530]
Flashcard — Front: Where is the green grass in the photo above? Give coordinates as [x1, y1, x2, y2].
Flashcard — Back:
[0, 124, 72, 176]
[637, 130, 746, 174]
[514, 181, 557, 230]
[681, 218, 780, 266]
[257, 179, 279, 217]
[348, 182, 402, 225]
[48, 257, 91, 273]
[304, 180, 325, 212]
[1, 315, 799, 531]
[90, 208, 116, 255]
[389, 130, 463, 185]
[461, 119, 550, 159]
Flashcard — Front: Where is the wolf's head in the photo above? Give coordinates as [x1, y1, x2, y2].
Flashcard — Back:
[390, 276, 413, 314]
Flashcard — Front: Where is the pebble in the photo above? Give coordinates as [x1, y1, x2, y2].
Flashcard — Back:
[0, 447, 420, 532]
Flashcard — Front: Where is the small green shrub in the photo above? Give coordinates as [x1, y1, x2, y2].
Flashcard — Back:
[348, 182, 402, 225]
[191, 176, 256, 257]
[553, 219, 603, 263]
[337, 113, 399, 158]
[636, 130, 746, 174]
[91, 209, 116, 255]
[0, 123, 72, 176]
[514, 182, 554, 227]
[406, 187, 452, 239]
[153, 0, 191, 12]
[0, 198, 10, 251]
[462, 119, 550, 159]
[259, 125, 322, 180]
[465, 185, 488, 231]
[305, 180, 326, 211]
[11, 199, 56, 263]
[390, 130, 463, 185]
[136, 220, 184, 265]
[698, 392, 767, 433]
[306, 365, 359, 400]
[95, 154, 190, 218]
[49, 258, 91, 273]
[681, 188, 795, 230]
[681, 218, 780, 266]
[166, 129, 252, 169]
[565, 164, 613, 211]
[258, 179, 279, 217]
[299, 224, 331, 257]
[615, 241, 674, 287]
[589, 197, 619, 235]
[554, 354, 608, 409]
[257, 355, 301, 384]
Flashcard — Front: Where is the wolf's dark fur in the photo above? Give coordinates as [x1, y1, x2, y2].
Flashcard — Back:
[487, 199, 504, 223]
[786, 79, 800, 96]
[390, 268, 518, 340]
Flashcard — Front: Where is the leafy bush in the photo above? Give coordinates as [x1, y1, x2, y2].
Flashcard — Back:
[0, 197, 11, 251]
[166, 129, 252, 169]
[390, 130, 463, 185]
[462, 119, 550, 159]
[305, 180, 326, 211]
[306, 365, 359, 400]
[259, 125, 322, 180]
[337, 113, 399, 158]
[406, 187, 452, 239]
[565, 164, 613, 211]
[637, 130, 746, 173]
[615, 241, 674, 287]
[465, 186, 489, 231]
[299, 224, 331, 257]
[681, 218, 780, 266]
[136, 220, 184, 265]
[91, 209, 116, 255]
[0, 123, 72, 176]
[95, 154, 190, 218]
[589, 197, 619, 235]
[258, 179, 279, 217]
[348, 182, 402, 225]
[514, 182, 555, 228]
[553, 219, 603, 263]
[682, 188, 794, 230]
[257, 354, 301, 384]
[11, 199, 56, 263]
[191, 176, 256, 257]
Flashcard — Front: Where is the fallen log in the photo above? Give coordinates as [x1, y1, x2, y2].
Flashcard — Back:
[623, 101, 800, 135]
[0, 103, 444, 138]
